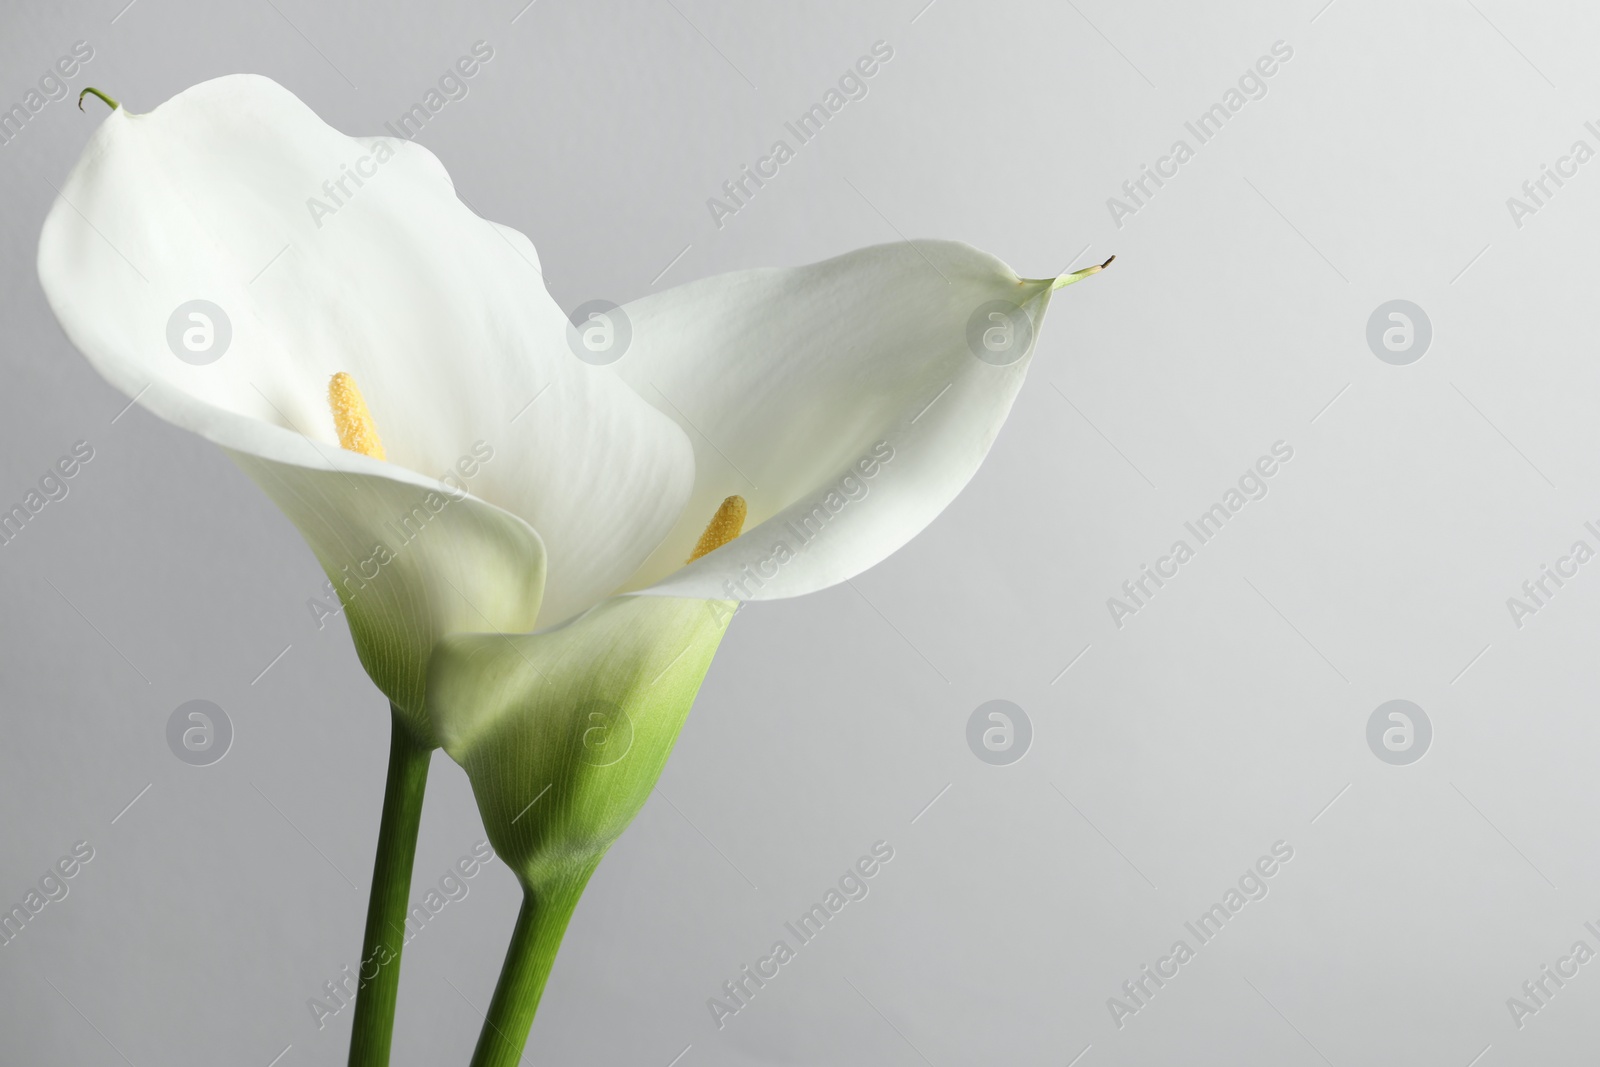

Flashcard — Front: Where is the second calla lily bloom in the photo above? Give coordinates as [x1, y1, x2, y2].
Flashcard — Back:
[38, 74, 1106, 1065]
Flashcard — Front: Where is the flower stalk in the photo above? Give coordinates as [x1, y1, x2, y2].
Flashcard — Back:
[347, 713, 432, 1067]
[469, 865, 600, 1067]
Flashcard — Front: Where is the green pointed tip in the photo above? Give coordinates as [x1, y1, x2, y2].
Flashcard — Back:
[78, 87, 119, 113]
[1050, 254, 1116, 290]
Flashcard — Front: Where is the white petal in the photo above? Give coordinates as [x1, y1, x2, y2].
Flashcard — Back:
[613, 240, 1068, 601]
[37, 75, 693, 630]
[230, 441, 546, 741]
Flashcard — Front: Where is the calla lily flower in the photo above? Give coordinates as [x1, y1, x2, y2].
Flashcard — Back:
[37, 74, 1106, 1066]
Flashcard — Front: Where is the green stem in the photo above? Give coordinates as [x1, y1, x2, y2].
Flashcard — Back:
[470, 865, 600, 1067]
[348, 712, 432, 1067]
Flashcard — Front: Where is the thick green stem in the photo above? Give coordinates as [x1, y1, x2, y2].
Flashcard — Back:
[348, 712, 432, 1067]
[470, 866, 600, 1067]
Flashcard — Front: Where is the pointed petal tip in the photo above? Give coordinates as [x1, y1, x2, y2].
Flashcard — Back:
[1048, 254, 1116, 290]
[77, 87, 119, 113]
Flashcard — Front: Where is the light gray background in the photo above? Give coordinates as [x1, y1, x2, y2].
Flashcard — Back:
[1, 0, 1596, 1064]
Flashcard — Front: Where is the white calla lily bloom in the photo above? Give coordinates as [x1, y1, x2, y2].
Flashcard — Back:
[38, 74, 1108, 1063]
[38, 75, 1100, 747]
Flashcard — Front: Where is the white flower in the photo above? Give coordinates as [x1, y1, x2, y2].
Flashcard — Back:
[39, 80, 1111, 1060]
[38, 74, 1103, 766]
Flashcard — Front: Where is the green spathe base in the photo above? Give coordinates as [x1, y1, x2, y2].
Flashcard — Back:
[428, 594, 733, 1064]
[429, 595, 733, 893]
